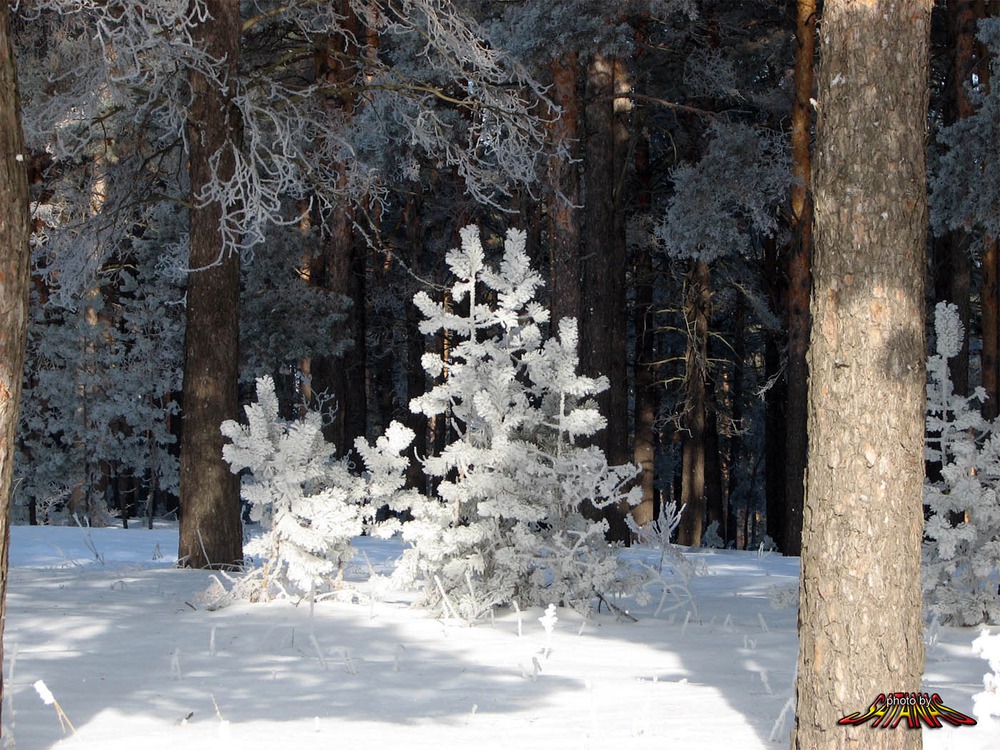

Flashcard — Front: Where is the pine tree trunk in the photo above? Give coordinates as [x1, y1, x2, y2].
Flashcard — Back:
[632, 85, 657, 529]
[0, 1, 31, 723]
[936, 0, 979, 397]
[978, 0, 999, 417]
[793, 1, 931, 746]
[404, 194, 428, 493]
[983, 240, 999, 418]
[726, 297, 745, 549]
[320, 207, 367, 453]
[704, 399, 724, 542]
[581, 52, 630, 542]
[311, 4, 367, 454]
[178, 0, 243, 570]
[677, 259, 710, 547]
[548, 51, 582, 331]
[783, 0, 816, 558]
[762, 237, 788, 552]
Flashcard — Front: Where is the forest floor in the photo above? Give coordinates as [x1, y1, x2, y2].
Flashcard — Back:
[2, 524, 997, 749]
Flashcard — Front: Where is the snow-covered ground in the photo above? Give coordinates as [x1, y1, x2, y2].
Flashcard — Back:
[1, 524, 997, 749]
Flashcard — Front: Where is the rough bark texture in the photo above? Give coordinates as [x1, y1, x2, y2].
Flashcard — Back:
[793, 1, 931, 747]
[0, 1, 31, 724]
[783, 0, 816, 557]
[178, 0, 244, 570]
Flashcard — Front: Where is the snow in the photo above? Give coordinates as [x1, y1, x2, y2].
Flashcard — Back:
[3, 525, 998, 749]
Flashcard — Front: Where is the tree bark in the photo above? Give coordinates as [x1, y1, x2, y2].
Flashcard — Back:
[581, 52, 630, 542]
[0, 1, 31, 724]
[677, 259, 710, 547]
[983, 239, 999, 418]
[548, 51, 582, 332]
[783, 0, 816, 557]
[703, 395, 724, 543]
[726, 297, 745, 549]
[978, 0, 999, 417]
[178, 0, 243, 570]
[310, 4, 368, 454]
[793, 1, 931, 747]
[632, 71, 657, 530]
[762, 238, 788, 552]
[314, 207, 367, 453]
[935, 0, 980, 398]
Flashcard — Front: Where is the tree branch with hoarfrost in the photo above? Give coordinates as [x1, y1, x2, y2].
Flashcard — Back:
[12, 0, 551, 296]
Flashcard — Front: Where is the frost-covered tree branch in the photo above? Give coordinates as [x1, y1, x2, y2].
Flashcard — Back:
[13, 0, 551, 296]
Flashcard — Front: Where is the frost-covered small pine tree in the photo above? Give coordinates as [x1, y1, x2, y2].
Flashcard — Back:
[220, 376, 413, 602]
[389, 226, 642, 620]
[924, 302, 1000, 625]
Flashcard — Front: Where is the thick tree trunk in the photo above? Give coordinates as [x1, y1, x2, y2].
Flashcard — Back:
[581, 53, 630, 541]
[793, 1, 931, 747]
[677, 259, 710, 547]
[178, 0, 243, 570]
[783, 0, 816, 558]
[0, 1, 31, 723]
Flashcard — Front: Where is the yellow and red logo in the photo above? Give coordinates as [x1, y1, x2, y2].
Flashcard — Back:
[838, 692, 977, 730]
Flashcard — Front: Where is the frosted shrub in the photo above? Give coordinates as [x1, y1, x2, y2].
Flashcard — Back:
[924, 302, 1000, 625]
[388, 226, 643, 620]
[219, 376, 413, 603]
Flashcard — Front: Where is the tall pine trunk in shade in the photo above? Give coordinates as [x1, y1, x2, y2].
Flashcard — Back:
[404, 194, 429, 493]
[762, 238, 789, 551]
[979, 1, 1000, 418]
[703, 394, 724, 542]
[178, 0, 243, 570]
[983, 241, 999, 418]
[0, 1, 31, 722]
[726, 297, 746, 549]
[581, 52, 630, 542]
[793, 1, 931, 746]
[309, 3, 367, 454]
[782, 0, 817, 557]
[548, 50, 582, 331]
[632, 106, 658, 529]
[677, 259, 710, 547]
[935, 0, 979, 398]
[314, 206, 367, 454]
